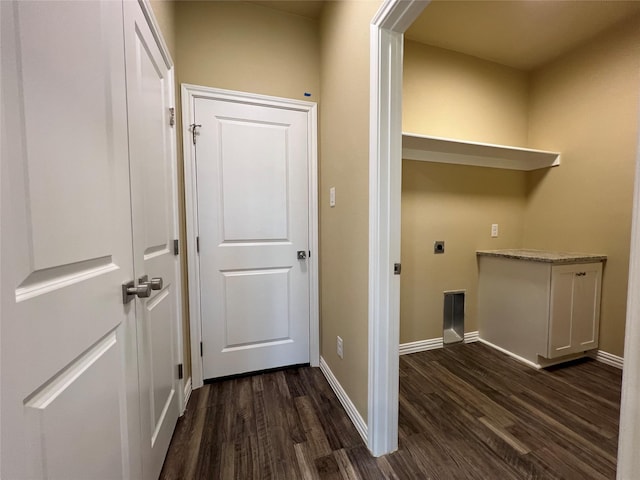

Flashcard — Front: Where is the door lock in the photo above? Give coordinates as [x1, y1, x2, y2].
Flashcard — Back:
[122, 280, 151, 304]
[297, 251, 307, 260]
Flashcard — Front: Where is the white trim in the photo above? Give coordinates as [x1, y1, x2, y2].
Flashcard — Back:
[479, 339, 621, 370]
[589, 350, 624, 369]
[398, 331, 479, 355]
[368, 0, 429, 457]
[181, 85, 320, 388]
[464, 331, 480, 343]
[399, 337, 443, 355]
[307, 101, 320, 368]
[320, 357, 368, 445]
[183, 377, 192, 408]
[181, 85, 204, 389]
[478, 338, 542, 370]
[139, 0, 173, 69]
[169, 66, 186, 414]
[618, 74, 640, 477]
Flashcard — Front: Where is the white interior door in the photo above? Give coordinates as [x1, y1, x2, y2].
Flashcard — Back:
[124, 2, 180, 479]
[195, 96, 311, 379]
[1, 1, 141, 478]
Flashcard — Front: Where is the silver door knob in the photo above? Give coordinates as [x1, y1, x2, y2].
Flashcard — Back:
[147, 277, 163, 290]
[128, 283, 151, 297]
[122, 280, 151, 304]
[139, 275, 163, 291]
[297, 251, 307, 260]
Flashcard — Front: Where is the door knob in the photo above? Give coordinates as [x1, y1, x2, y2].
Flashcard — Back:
[139, 275, 163, 291]
[129, 283, 151, 297]
[122, 281, 151, 304]
[146, 277, 163, 290]
[297, 251, 307, 260]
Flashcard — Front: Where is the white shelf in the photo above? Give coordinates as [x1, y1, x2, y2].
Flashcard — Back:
[402, 133, 561, 171]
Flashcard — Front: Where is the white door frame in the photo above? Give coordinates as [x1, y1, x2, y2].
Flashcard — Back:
[616, 116, 640, 474]
[368, 0, 429, 457]
[368, 0, 640, 469]
[181, 85, 319, 389]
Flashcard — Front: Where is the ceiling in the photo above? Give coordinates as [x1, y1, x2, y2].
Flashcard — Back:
[405, 0, 640, 71]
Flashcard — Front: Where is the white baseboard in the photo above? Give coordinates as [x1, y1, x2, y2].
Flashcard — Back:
[478, 338, 542, 370]
[399, 332, 622, 371]
[319, 357, 368, 444]
[399, 331, 479, 355]
[464, 331, 479, 343]
[399, 337, 443, 355]
[588, 350, 624, 369]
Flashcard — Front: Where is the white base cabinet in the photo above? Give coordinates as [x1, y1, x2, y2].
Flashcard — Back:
[477, 250, 605, 368]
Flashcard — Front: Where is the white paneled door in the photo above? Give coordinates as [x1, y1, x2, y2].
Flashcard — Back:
[194, 96, 312, 379]
[124, 2, 180, 480]
[1, 1, 180, 479]
[1, 1, 140, 478]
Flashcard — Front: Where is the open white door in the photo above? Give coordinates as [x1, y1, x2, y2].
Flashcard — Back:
[194, 94, 313, 379]
[124, 2, 181, 479]
[1, 1, 141, 478]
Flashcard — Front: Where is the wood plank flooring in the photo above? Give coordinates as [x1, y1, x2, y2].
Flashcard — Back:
[160, 343, 622, 479]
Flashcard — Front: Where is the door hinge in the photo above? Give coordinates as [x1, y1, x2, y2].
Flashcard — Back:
[173, 239, 179, 255]
[177, 363, 183, 380]
[190, 123, 202, 145]
[200, 342, 203, 357]
[394, 263, 401, 275]
[169, 107, 175, 127]
[197, 236, 200, 253]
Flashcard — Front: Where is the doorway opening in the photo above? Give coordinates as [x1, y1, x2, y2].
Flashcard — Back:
[369, 1, 640, 474]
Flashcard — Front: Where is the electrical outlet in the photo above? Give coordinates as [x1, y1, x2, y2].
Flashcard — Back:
[337, 336, 344, 359]
[329, 187, 336, 207]
[491, 224, 499, 238]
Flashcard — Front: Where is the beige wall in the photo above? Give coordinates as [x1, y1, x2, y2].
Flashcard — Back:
[403, 41, 529, 145]
[401, 43, 529, 343]
[175, 1, 319, 102]
[525, 15, 640, 357]
[401, 162, 526, 342]
[319, 0, 382, 420]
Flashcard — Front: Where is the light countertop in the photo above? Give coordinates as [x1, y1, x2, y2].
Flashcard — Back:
[476, 249, 607, 264]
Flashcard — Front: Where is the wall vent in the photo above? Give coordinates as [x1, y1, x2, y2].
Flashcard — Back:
[443, 291, 465, 345]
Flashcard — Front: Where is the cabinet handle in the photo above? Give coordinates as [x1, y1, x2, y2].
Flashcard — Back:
[576, 272, 586, 276]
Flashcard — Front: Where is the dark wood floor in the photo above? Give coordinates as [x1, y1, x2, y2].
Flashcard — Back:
[160, 343, 622, 479]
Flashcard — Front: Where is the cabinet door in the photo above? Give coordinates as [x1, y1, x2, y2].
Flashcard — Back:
[571, 263, 602, 352]
[548, 263, 602, 358]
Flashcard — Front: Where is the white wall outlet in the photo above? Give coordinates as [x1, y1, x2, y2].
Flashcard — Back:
[329, 187, 336, 207]
[337, 336, 343, 359]
[491, 224, 499, 238]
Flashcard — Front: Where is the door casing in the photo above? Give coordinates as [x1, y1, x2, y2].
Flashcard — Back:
[181, 85, 319, 389]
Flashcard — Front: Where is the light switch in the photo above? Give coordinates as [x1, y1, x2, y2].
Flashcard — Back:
[330, 187, 336, 207]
